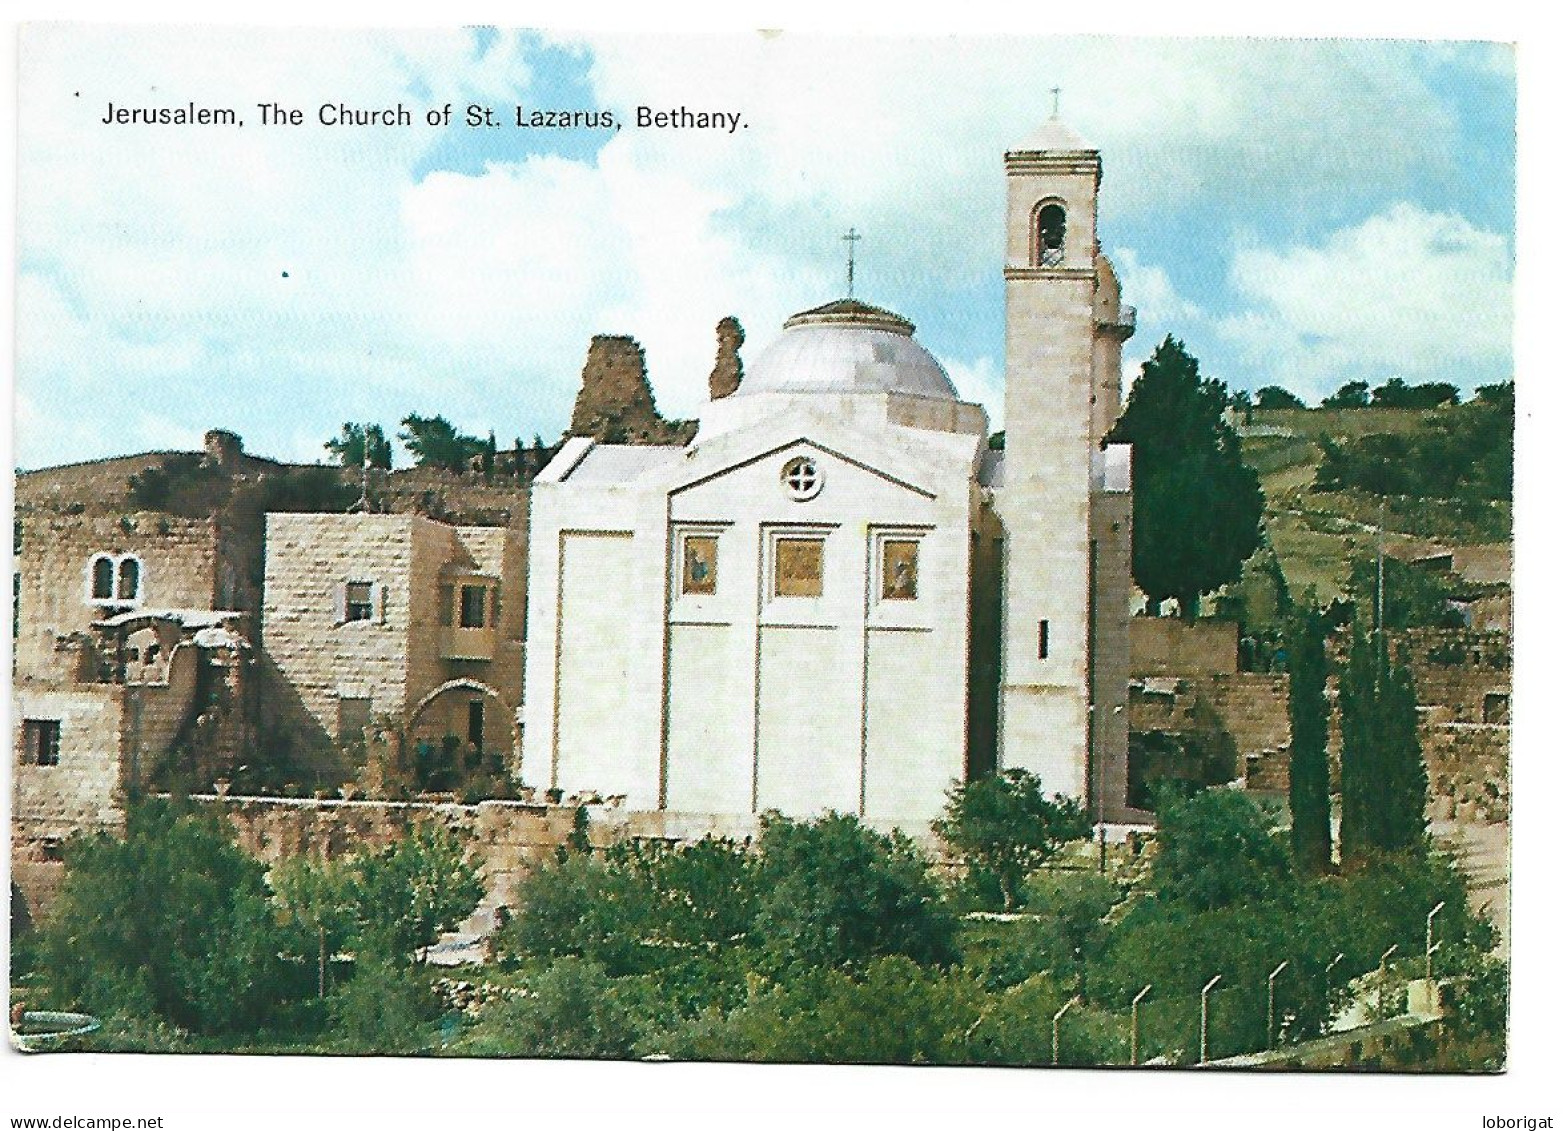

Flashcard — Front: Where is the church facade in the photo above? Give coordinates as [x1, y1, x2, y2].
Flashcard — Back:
[520, 117, 1139, 827]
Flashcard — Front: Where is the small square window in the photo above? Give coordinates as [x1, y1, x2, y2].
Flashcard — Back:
[40, 837, 66, 863]
[1483, 693, 1510, 725]
[345, 582, 375, 622]
[460, 585, 487, 628]
[338, 695, 372, 738]
[22, 719, 61, 767]
[682, 536, 718, 596]
[881, 539, 920, 600]
[775, 538, 825, 599]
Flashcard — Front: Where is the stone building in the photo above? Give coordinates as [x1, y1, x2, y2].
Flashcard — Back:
[12, 455, 259, 910]
[260, 511, 527, 786]
[520, 116, 1140, 827]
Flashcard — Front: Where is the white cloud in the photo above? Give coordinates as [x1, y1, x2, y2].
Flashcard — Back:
[1216, 203, 1513, 398]
[944, 356, 1004, 431]
[13, 29, 1498, 468]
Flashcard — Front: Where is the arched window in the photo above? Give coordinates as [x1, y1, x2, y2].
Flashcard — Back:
[86, 553, 145, 606]
[1036, 203, 1066, 266]
[91, 555, 115, 600]
[116, 557, 141, 601]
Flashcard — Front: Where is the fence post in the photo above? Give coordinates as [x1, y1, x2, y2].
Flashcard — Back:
[1426, 901, 1446, 980]
[1130, 984, 1152, 1066]
[1052, 997, 1079, 1066]
[1267, 961, 1290, 1051]
[1378, 944, 1399, 1014]
[1200, 974, 1222, 1065]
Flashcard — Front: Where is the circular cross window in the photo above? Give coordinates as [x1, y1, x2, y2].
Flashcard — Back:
[781, 455, 823, 501]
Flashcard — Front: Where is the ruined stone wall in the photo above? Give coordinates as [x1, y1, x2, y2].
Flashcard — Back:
[14, 511, 221, 680]
[1200, 673, 1291, 762]
[709, 316, 744, 400]
[15, 454, 176, 511]
[1396, 629, 1511, 725]
[568, 335, 695, 445]
[1127, 672, 1288, 787]
[1129, 617, 1239, 677]
[373, 468, 530, 528]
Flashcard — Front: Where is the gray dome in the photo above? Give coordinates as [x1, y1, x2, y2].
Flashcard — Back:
[739, 299, 959, 401]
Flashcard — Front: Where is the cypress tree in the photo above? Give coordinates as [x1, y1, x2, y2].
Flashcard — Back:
[1337, 619, 1378, 869]
[1338, 622, 1429, 868]
[1104, 337, 1264, 620]
[1286, 600, 1333, 874]
[1379, 648, 1429, 853]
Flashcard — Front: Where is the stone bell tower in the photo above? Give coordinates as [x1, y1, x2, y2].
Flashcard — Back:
[995, 113, 1133, 813]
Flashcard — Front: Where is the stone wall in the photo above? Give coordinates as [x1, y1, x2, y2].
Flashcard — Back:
[1396, 629, 1511, 725]
[1201, 672, 1291, 763]
[1129, 617, 1239, 677]
[12, 685, 128, 838]
[201, 796, 774, 911]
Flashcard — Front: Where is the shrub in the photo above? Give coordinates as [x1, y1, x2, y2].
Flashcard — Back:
[753, 812, 955, 970]
[329, 956, 440, 1054]
[36, 800, 303, 1034]
[466, 957, 655, 1059]
[658, 957, 984, 1064]
[1152, 788, 1293, 911]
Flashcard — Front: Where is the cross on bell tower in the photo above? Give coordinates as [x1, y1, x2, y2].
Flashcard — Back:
[1050, 86, 1061, 116]
[842, 227, 861, 298]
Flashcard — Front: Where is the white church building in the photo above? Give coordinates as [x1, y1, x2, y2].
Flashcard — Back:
[520, 117, 1138, 829]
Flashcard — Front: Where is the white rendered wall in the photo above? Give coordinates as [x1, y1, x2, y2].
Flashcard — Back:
[522, 407, 983, 828]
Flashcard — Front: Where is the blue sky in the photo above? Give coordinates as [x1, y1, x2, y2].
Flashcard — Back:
[15, 28, 1515, 469]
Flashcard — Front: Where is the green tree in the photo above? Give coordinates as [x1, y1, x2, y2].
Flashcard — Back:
[1338, 621, 1429, 865]
[1105, 336, 1264, 619]
[1255, 385, 1306, 410]
[270, 854, 359, 998]
[347, 822, 484, 964]
[753, 812, 955, 969]
[1371, 378, 1460, 409]
[1152, 788, 1293, 911]
[36, 800, 300, 1034]
[1322, 380, 1371, 409]
[1286, 598, 1333, 875]
[505, 851, 655, 975]
[398, 413, 482, 473]
[324, 422, 392, 469]
[934, 769, 1090, 910]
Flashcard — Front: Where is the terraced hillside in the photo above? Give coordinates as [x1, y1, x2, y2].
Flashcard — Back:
[1239, 400, 1513, 603]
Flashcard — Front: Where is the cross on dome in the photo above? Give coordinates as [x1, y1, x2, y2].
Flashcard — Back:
[842, 227, 862, 299]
